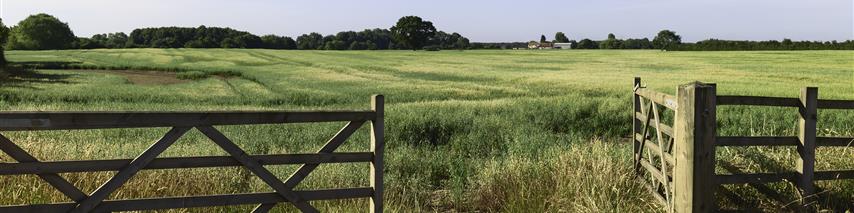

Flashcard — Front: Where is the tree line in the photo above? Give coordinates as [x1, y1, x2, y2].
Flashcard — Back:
[535, 30, 853, 51]
[677, 39, 854, 51]
[0, 14, 470, 52]
[0, 13, 852, 60]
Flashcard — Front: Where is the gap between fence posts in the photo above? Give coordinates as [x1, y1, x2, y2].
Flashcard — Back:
[673, 82, 717, 213]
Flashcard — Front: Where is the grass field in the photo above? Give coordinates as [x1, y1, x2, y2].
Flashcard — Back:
[2, 49, 854, 212]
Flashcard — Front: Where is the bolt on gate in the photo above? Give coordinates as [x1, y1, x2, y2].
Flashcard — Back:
[0, 95, 385, 213]
[633, 78, 854, 212]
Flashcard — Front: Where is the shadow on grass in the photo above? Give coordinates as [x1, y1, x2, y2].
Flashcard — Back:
[0, 62, 80, 88]
[719, 149, 854, 211]
[11, 61, 84, 69]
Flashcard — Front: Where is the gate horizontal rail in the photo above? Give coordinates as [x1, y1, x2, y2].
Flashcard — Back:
[0, 95, 386, 213]
[0, 111, 377, 131]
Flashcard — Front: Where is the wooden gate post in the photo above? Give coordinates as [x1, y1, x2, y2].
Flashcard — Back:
[673, 82, 717, 212]
[633, 77, 642, 174]
[797, 87, 817, 206]
[370, 95, 385, 213]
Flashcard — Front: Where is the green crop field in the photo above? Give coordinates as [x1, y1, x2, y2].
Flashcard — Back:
[2, 49, 854, 212]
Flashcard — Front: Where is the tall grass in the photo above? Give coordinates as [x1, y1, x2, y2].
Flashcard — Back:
[1, 49, 852, 212]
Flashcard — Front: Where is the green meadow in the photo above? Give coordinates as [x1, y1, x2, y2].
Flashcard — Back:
[2, 49, 853, 212]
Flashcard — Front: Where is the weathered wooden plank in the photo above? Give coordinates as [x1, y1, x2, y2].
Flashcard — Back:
[284, 121, 365, 188]
[640, 160, 672, 186]
[814, 170, 854, 180]
[817, 99, 854, 109]
[673, 82, 717, 212]
[816, 137, 854, 147]
[635, 112, 674, 137]
[650, 102, 673, 205]
[255, 121, 365, 212]
[637, 98, 658, 189]
[635, 88, 678, 110]
[796, 87, 817, 201]
[0, 188, 373, 212]
[370, 94, 385, 213]
[634, 133, 675, 165]
[0, 111, 375, 131]
[633, 77, 643, 177]
[0, 133, 88, 202]
[252, 203, 276, 213]
[641, 179, 668, 207]
[71, 127, 191, 213]
[716, 95, 800, 107]
[197, 126, 318, 212]
[715, 136, 799, 146]
[0, 152, 373, 175]
[716, 172, 797, 184]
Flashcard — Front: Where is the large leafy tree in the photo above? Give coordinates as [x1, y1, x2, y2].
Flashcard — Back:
[653, 30, 681, 51]
[554, 32, 569, 43]
[390, 16, 436, 50]
[7, 13, 76, 50]
[0, 18, 9, 66]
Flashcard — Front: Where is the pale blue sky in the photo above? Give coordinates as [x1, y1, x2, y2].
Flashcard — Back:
[1, 0, 852, 42]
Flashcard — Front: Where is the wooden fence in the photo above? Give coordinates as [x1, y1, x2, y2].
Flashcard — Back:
[633, 78, 854, 212]
[0, 95, 385, 213]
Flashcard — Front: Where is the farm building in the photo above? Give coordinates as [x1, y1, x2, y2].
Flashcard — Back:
[528, 41, 571, 49]
[527, 41, 555, 49]
[554, 43, 572, 49]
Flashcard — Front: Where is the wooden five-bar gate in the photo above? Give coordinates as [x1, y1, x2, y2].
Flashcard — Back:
[633, 78, 854, 212]
[0, 95, 385, 212]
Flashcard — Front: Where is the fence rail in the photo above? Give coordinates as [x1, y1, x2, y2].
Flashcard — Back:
[0, 95, 385, 213]
[632, 78, 854, 212]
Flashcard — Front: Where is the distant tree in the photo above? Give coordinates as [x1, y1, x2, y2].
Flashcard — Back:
[358, 28, 393, 49]
[554, 32, 569, 43]
[323, 40, 347, 50]
[652, 30, 681, 51]
[576, 39, 598, 49]
[425, 31, 470, 50]
[454, 36, 470, 49]
[349, 41, 368, 50]
[6, 13, 76, 50]
[106, 32, 128, 48]
[73, 37, 104, 49]
[621, 38, 653, 49]
[0, 18, 9, 66]
[568, 40, 578, 49]
[599, 33, 622, 49]
[540, 35, 547, 43]
[261, 35, 296, 49]
[90, 32, 128, 48]
[296, 32, 324, 50]
[390, 16, 437, 50]
[782, 38, 793, 50]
